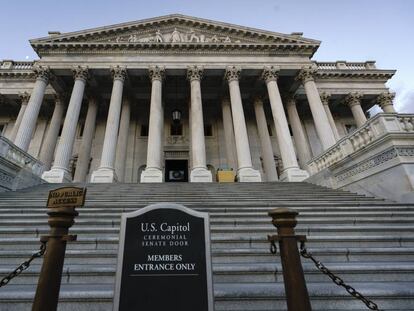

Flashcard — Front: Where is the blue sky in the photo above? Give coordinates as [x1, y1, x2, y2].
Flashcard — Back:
[1, 0, 413, 112]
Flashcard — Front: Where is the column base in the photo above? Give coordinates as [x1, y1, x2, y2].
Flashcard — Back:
[280, 167, 309, 182]
[90, 168, 118, 183]
[140, 167, 163, 183]
[190, 167, 212, 182]
[42, 168, 72, 183]
[237, 167, 262, 182]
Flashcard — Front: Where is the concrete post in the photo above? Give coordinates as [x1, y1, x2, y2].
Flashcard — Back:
[9, 92, 30, 142]
[345, 92, 366, 128]
[115, 98, 131, 182]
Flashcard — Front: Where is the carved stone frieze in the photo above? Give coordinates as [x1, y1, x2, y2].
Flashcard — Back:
[377, 91, 395, 108]
[261, 66, 280, 83]
[72, 66, 89, 82]
[187, 66, 204, 81]
[296, 66, 317, 83]
[33, 65, 50, 83]
[224, 66, 241, 83]
[319, 92, 331, 105]
[148, 65, 165, 82]
[344, 92, 363, 107]
[111, 65, 127, 82]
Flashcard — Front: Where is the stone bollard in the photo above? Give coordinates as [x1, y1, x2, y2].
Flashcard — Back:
[268, 207, 312, 311]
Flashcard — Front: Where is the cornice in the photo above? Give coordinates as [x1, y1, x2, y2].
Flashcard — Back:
[315, 70, 395, 80]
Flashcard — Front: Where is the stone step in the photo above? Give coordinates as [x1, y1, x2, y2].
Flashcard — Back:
[2, 261, 414, 285]
[0, 282, 412, 311]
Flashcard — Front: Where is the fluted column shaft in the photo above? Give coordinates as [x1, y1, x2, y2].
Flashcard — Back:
[15, 66, 49, 151]
[54, 71, 87, 170]
[253, 98, 278, 181]
[141, 66, 165, 183]
[38, 96, 66, 170]
[262, 68, 299, 171]
[146, 68, 164, 170]
[286, 98, 313, 169]
[73, 97, 98, 182]
[225, 66, 261, 182]
[99, 67, 126, 171]
[221, 99, 237, 170]
[320, 92, 340, 140]
[297, 67, 336, 149]
[345, 93, 366, 128]
[115, 98, 131, 182]
[9, 92, 30, 142]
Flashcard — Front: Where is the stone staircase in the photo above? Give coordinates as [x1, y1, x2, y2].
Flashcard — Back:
[0, 182, 414, 310]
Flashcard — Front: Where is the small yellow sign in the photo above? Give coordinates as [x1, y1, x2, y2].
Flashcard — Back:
[47, 187, 86, 208]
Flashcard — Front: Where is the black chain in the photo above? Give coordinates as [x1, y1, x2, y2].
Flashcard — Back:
[299, 241, 380, 311]
[0, 241, 46, 287]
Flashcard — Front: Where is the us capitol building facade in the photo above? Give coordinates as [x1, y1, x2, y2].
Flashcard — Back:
[0, 14, 412, 201]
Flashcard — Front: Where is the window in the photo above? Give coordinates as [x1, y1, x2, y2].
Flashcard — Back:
[140, 125, 148, 137]
[204, 124, 213, 136]
[170, 123, 183, 136]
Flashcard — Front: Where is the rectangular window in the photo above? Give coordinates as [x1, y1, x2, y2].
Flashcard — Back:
[204, 124, 213, 136]
[140, 124, 149, 137]
[170, 123, 183, 136]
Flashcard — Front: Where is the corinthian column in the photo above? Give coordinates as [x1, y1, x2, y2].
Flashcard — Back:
[377, 92, 396, 113]
[42, 66, 88, 183]
[320, 92, 340, 140]
[285, 96, 313, 170]
[187, 66, 212, 182]
[115, 98, 131, 182]
[297, 66, 336, 150]
[253, 97, 278, 181]
[224, 66, 261, 182]
[262, 66, 308, 181]
[38, 94, 66, 170]
[15, 65, 49, 151]
[91, 66, 127, 183]
[73, 97, 98, 182]
[345, 92, 366, 128]
[9, 92, 30, 142]
[141, 66, 165, 183]
[221, 98, 238, 171]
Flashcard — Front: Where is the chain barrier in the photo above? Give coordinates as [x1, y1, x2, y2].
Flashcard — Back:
[299, 240, 380, 311]
[0, 241, 46, 287]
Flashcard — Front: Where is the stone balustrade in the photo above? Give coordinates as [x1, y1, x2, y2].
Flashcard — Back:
[308, 113, 414, 174]
[0, 60, 34, 70]
[316, 61, 376, 70]
[0, 135, 44, 176]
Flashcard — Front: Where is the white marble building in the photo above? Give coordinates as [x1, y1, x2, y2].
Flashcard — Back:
[1, 14, 412, 200]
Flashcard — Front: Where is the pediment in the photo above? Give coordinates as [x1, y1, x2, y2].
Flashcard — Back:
[30, 14, 320, 55]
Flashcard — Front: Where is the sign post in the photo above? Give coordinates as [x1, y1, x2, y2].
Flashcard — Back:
[113, 203, 214, 311]
[32, 187, 86, 311]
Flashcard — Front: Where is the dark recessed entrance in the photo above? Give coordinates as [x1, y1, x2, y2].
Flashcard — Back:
[165, 160, 188, 182]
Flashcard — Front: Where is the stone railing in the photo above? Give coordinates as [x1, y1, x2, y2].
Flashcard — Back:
[316, 61, 376, 70]
[0, 60, 34, 70]
[0, 136, 44, 176]
[308, 113, 414, 174]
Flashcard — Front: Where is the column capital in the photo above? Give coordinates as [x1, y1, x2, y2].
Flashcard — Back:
[253, 96, 264, 105]
[148, 65, 165, 82]
[344, 92, 363, 107]
[319, 92, 331, 105]
[111, 65, 127, 82]
[285, 95, 297, 107]
[221, 97, 231, 105]
[377, 91, 395, 109]
[18, 91, 30, 104]
[72, 66, 89, 82]
[296, 66, 317, 83]
[261, 65, 280, 83]
[53, 93, 66, 105]
[33, 65, 50, 83]
[224, 66, 241, 82]
[187, 65, 204, 82]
